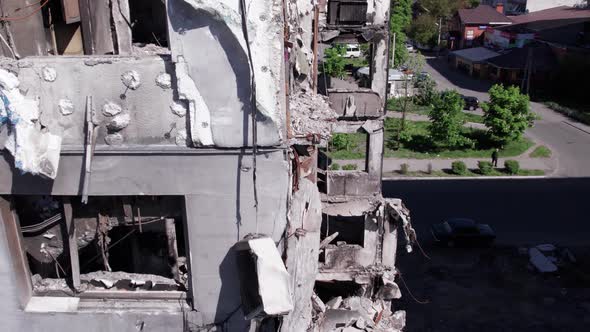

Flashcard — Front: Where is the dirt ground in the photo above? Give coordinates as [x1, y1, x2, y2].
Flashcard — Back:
[394, 244, 590, 331]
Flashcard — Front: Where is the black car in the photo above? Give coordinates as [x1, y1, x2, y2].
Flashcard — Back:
[431, 218, 495, 247]
[461, 95, 479, 110]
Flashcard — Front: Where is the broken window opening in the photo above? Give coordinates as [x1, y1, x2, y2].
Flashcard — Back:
[315, 280, 366, 303]
[321, 214, 365, 247]
[326, 1, 369, 27]
[41, 0, 83, 55]
[319, 41, 374, 93]
[321, 133, 368, 172]
[15, 195, 188, 297]
[129, 0, 169, 48]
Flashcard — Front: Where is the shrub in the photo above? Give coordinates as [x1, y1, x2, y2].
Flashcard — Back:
[478, 161, 493, 175]
[504, 160, 520, 175]
[331, 133, 354, 151]
[330, 163, 341, 170]
[342, 164, 358, 171]
[400, 163, 410, 174]
[451, 161, 467, 175]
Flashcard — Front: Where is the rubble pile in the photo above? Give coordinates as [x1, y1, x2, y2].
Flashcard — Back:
[289, 89, 338, 138]
[523, 243, 577, 273]
[310, 293, 406, 332]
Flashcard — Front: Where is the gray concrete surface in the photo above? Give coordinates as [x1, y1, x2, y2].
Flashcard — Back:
[422, 55, 590, 177]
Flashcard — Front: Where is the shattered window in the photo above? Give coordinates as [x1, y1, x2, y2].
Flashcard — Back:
[16, 196, 188, 297]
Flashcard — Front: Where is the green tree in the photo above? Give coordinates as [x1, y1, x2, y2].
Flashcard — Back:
[408, 15, 438, 48]
[322, 44, 346, 78]
[393, 54, 426, 148]
[482, 84, 535, 145]
[428, 90, 468, 148]
[415, 75, 438, 106]
[331, 133, 354, 151]
[390, 0, 412, 66]
[418, 0, 462, 19]
[468, 0, 480, 8]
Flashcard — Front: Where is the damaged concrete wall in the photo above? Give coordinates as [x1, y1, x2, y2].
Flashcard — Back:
[166, 0, 286, 147]
[1, 56, 184, 147]
[281, 178, 323, 332]
[184, 161, 289, 329]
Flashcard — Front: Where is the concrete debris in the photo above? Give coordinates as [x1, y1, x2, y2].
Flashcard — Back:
[42, 233, 56, 239]
[234, 235, 293, 319]
[106, 113, 130, 131]
[102, 102, 123, 116]
[325, 296, 343, 310]
[312, 292, 326, 313]
[132, 43, 171, 55]
[175, 129, 187, 146]
[376, 273, 401, 300]
[96, 279, 114, 289]
[58, 99, 74, 116]
[41, 66, 57, 82]
[529, 247, 558, 273]
[170, 101, 187, 117]
[104, 133, 124, 146]
[155, 73, 172, 89]
[536, 244, 556, 253]
[121, 70, 141, 90]
[289, 89, 337, 138]
[0, 69, 62, 179]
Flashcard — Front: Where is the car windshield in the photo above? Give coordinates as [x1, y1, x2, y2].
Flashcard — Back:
[442, 222, 453, 233]
[447, 218, 476, 230]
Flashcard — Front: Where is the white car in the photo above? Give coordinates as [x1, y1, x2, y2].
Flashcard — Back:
[343, 44, 361, 58]
[405, 43, 415, 52]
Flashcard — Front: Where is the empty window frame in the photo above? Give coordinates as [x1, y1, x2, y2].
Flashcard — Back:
[13, 195, 188, 299]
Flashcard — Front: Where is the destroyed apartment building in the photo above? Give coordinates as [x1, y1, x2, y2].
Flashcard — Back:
[0, 1, 415, 331]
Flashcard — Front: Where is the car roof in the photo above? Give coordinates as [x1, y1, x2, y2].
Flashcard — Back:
[445, 218, 476, 229]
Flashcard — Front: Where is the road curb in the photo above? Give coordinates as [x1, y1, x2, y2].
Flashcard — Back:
[382, 175, 549, 181]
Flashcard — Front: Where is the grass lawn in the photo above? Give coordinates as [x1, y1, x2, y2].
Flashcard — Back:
[384, 168, 545, 178]
[326, 118, 534, 160]
[383, 118, 534, 159]
[387, 99, 484, 124]
[529, 145, 552, 158]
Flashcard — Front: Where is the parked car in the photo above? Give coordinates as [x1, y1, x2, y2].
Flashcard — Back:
[405, 43, 415, 53]
[431, 218, 496, 247]
[343, 44, 361, 58]
[461, 95, 479, 110]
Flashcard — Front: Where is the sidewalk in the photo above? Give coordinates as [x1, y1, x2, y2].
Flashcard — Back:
[335, 144, 557, 176]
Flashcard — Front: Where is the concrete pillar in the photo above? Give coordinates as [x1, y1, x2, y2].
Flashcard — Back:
[365, 123, 384, 178]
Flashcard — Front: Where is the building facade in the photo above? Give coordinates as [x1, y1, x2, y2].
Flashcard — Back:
[0, 1, 413, 331]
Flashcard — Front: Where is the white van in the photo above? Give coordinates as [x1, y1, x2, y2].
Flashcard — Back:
[343, 44, 361, 58]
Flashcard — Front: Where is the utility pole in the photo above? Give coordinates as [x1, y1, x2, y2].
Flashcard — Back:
[391, 32, 396, 68]
[437, 17, 442, 57]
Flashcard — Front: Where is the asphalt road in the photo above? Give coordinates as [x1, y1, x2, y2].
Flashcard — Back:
[422, 56, 590, 177]
[383, 178, 590, 246]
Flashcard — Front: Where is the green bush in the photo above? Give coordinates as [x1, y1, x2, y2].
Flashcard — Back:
[331, 133, 354, 151]
[478, 161, 493, 175]
[451, 161, 467, 175]
[342, 164, 358, 171]
[504, 160, 520, 175]
[400, 163, 410, 174]
[330, 163, 341, 170]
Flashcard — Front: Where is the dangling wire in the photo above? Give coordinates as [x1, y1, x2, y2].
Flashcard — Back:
[239, 0, 259, 234]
